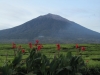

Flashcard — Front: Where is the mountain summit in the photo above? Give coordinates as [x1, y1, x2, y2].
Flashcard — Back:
[0, 13, 100, 43]
[39, 13, 68, 22]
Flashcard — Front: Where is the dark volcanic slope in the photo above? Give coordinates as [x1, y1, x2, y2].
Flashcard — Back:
[0, 13, 100, 43]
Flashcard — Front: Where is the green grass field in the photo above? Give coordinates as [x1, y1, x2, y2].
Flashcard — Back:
[0, 43, 100, 68]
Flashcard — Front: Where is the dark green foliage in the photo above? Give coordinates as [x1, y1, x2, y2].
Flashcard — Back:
[0, 50, 23, 75]
[12, 52, 22, 68]
[26, 50, 86, 75]
[0, 63, 12, 75]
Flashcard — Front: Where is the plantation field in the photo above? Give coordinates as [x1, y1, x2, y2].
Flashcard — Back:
[0, 43, 100, 68]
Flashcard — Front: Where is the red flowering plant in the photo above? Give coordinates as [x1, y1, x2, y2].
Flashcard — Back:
[29, 42, 33, 49]
[36, 40, 39, 44]
[75, 44, 82, 55]
[12, 42, 17, 56]
[56, 44, 61, 56]
[76, 44, 79, 49]
[34, 40, 43, 53]
[37, 45, 41, 51]
[16, 45, 22, 53]
[12, 42, 16, 49]
[81, 46, 85, 51]
[40, 44, 43, 48]
[35, 40, 39, 47]
[22, 49, 25, 53]
[37, 44, 43, 51]
[56, 44, 60, 50]
[34, 45, 41, 53]
[75, 44, 86, 55]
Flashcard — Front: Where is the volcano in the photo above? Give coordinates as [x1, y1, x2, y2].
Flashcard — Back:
[0, 13, 100, 43]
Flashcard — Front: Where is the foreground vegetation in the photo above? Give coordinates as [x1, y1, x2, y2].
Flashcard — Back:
[0, 43, 100, 75]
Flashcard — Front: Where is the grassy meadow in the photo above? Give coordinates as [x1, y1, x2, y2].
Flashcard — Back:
[0, 43, 100, 75]
[0, 43, 100, 67]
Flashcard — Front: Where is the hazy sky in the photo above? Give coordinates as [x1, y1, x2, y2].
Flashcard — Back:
[0, 0, 100, 33]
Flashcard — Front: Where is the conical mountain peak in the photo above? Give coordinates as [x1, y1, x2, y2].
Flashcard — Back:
[40, 13, 68, 22]
[45, 13, 58, 17]
[0, 13, 100, 43]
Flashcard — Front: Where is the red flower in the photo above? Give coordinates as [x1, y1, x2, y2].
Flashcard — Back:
[56, 44, 60, 50]
[76, 44, 79, 48]
[40, 44, 43, 48]
[37, 45, 41, 51]
[29, 42, 32, 49]
[22, 49, 25, 53]
[81, 47, 85, 51]
[12, 43, 16, 49]
[36, 40, 39, 44]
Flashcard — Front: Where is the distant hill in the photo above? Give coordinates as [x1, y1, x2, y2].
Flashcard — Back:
[0, 13, 100, 43]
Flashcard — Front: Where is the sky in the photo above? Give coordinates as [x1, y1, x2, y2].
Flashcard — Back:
[0, 0, 100, 33]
